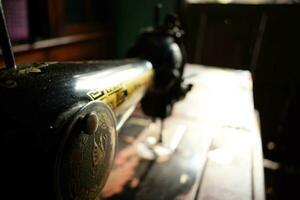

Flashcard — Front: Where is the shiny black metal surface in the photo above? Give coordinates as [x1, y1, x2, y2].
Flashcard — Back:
[0, 59, 153, 199]
[0, 59, 152, 125]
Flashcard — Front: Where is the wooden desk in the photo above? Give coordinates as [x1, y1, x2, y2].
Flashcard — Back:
[99, 64, 264, 200]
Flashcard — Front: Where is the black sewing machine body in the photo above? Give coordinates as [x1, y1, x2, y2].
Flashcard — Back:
[0, 5, 191, 198]
[0, 59, 154, 199]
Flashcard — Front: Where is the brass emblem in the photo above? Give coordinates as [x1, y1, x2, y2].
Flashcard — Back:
[56, 102, 116, 200]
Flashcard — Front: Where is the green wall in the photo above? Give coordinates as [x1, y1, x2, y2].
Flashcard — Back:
[115, 0, 177, 58]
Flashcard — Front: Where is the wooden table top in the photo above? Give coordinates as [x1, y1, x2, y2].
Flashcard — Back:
[98, 64, 265, 200]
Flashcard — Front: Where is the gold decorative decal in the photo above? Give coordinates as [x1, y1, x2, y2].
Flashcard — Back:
[18, 67, 41, 75]
[87, 70, 153, 110]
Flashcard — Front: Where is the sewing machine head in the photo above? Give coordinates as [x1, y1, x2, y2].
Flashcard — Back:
[128, 13, 192, 119]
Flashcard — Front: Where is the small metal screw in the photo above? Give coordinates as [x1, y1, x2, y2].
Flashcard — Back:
[84, 112, 99, 135]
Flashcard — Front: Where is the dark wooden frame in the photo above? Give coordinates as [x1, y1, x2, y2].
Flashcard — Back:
[47, 0, 103, 36]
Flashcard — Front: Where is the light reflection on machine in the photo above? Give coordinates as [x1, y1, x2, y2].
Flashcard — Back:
[0, 2, 192, 199]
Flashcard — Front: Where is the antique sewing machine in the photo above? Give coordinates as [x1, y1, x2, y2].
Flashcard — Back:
[0, 1, 267, 199]
[0, 3, 192, 200]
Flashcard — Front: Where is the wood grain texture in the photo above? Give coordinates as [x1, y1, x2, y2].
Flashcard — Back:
[100, 64, 264, 200]
[0, 32, 112, 68]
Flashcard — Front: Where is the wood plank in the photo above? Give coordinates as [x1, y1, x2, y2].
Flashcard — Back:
[99, 64, 264, 200]
[0, 32, 112, 68]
